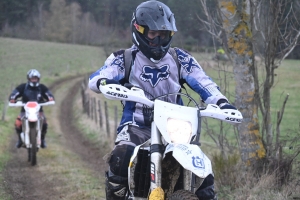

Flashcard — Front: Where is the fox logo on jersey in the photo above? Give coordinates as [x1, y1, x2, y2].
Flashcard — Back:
[140, 65, 170, 87]
[177, 49, 202, 74]
[111, 55, 125, 72]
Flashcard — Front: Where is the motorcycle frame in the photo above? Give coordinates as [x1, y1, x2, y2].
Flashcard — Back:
[21, 114, 43, 148]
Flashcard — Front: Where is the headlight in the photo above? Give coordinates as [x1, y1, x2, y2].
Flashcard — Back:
[167, 118, 192, 143]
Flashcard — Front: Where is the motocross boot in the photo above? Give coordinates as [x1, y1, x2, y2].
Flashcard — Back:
[41, 128, 47, 148]
[41, 139, 47, 148]
[105, 171, 128, 200]
[15, 138, 23, 148]
[195, 174, 216, 200]
[15, 130, 23, 148]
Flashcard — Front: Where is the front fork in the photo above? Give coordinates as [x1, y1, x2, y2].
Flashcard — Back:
[150, 122, 162, 190]
[22, 118, 42, 148]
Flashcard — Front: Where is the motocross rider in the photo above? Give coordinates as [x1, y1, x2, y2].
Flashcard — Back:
[89, 1, 237, 199]
[8, 69, 55, 148]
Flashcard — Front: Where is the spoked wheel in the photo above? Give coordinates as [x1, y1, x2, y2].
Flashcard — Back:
[29, 127, 37, 166]
[168, 190, 198, 200]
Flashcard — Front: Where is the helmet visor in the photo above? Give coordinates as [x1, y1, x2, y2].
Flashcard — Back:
[145, 30, 171, 46]
[134, 22, 174, 46]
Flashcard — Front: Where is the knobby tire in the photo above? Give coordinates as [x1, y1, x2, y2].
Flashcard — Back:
[29, 127, 37, 166]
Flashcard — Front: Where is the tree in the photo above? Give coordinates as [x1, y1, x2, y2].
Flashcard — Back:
[219, 0, 266, 166]
[199, 0, 300, 167]
[0, 0, 51, 30]
[44, 0, 82, 43]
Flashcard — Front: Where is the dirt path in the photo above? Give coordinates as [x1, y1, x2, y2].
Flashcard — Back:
[59, 78, 107, 171]
[3, 75, 108, 200]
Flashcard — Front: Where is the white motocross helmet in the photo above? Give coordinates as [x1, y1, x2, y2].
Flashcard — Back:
[27, 69, 41, 87]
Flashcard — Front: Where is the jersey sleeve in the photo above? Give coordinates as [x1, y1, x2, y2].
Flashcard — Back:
[40, 84, 55, 101]
[176, 48, 228, 105]
[8, 83, 26, 101]
[89, 51, 126, 93]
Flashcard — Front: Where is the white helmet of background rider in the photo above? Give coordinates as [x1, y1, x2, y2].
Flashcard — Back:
[27, 69, 41, 87]
[131, 0, 177, 63]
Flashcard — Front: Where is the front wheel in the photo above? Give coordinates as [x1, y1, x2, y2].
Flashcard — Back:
[168, 190, 198, 200]
[29, 127, 37, 166]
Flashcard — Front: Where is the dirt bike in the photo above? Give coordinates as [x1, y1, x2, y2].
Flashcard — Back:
[9, 101, 55, 166]
[99, 83, 243, 199]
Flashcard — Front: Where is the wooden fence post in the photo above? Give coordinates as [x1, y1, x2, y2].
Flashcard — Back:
[1, 101, 8, 121]
[104, 101, 110, 136]
[86, 93, 90, 117]
[81, 82, 86, 112]
[98, 100, 103, 128]
[90, 97, 94, 120]
[93, 97, 97, 123]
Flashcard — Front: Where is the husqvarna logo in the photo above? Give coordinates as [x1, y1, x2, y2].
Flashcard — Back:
[140, 65, 170, 87]
[192, 156, 205, 169]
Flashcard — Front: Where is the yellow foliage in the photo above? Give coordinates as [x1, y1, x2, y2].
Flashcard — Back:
[220, 1, 236, 14]
[234, 22, 252, 37]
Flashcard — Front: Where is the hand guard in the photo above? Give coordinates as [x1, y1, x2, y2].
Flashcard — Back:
[97, 78, 120, 92]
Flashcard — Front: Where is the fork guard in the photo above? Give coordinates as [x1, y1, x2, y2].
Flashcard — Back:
[164, 143, 213, 179]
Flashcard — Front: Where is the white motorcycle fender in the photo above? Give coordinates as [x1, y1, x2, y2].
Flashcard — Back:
[164, 143, 213, 179]
[24, 120, 30, 147]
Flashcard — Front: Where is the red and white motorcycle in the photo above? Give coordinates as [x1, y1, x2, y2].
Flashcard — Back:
[9, 101, 55, 166]
[99, 84, 243, 199]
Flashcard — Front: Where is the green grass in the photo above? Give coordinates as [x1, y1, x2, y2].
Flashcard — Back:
[0, 37, 105, 99]
[0, 101, 22, 199]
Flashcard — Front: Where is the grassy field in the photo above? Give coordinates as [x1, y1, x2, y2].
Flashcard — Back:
[0, 37, 105, 98]
[0, 37, 299, 199]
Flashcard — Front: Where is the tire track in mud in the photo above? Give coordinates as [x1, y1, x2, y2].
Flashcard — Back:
[56, 76, 107, 172]
[3, 75, 107, 200]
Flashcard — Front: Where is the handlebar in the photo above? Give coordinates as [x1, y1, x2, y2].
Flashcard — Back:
[99, 84, 243, 124]
[8, 101, 56, 107]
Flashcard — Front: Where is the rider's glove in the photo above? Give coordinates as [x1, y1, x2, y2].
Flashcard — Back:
[217, 99, 237, 110]
[97, 78, 120, 87]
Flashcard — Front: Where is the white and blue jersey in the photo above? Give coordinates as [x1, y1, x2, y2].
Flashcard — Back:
[89, 46, 227, 132]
